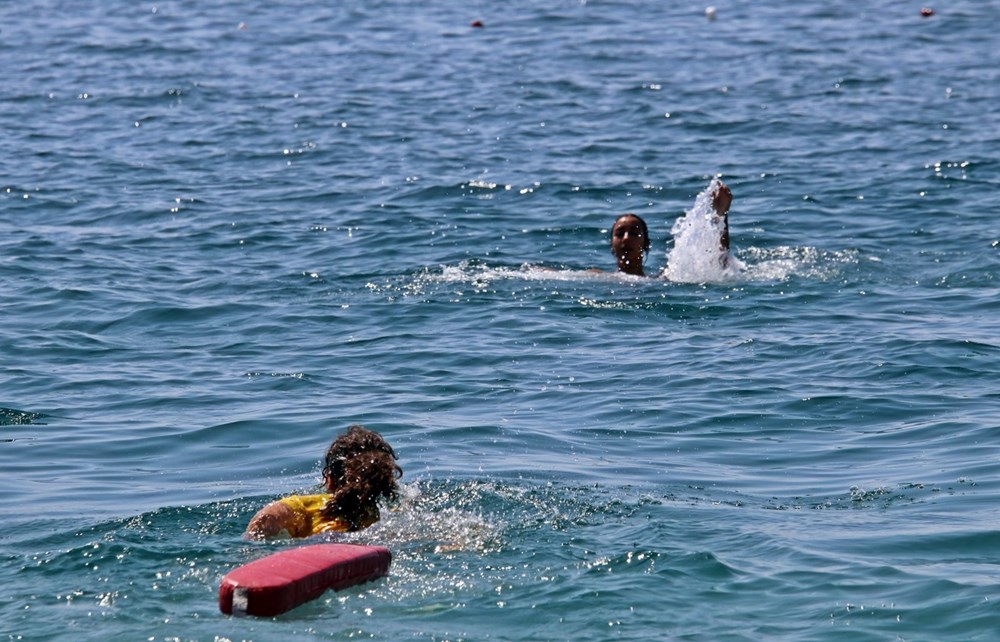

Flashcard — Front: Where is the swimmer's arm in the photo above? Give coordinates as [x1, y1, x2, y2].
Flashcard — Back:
[244, 500, 298, 540]
[711, 180, 732, 252]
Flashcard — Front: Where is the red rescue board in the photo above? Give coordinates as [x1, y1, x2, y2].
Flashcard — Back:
[219, 543, 391, 616]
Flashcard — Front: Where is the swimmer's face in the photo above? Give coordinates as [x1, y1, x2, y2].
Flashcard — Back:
[611, 215, 649, 272]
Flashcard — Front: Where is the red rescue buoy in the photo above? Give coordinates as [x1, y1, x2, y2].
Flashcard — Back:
[471, 20, 484, 28]
[920, 7, 934, 17]
[219, 543, 391, 616]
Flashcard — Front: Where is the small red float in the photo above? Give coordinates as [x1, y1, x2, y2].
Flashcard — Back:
[471, 20, 484, 28]
[920, 7, 934, 17]
[219, 544, 391, 617]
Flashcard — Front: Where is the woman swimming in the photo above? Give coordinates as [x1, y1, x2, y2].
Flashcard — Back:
[244, 425, 402, 539]
[610, 178, 732, 276]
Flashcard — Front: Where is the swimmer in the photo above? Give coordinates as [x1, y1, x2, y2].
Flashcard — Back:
[245, 425, 402, 540]
[610, 178, 732, 276]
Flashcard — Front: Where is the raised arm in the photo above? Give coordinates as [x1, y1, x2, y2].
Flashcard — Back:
[711, 180, 732, 251]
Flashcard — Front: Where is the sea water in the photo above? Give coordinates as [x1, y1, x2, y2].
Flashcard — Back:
[2, 1, 998, 640]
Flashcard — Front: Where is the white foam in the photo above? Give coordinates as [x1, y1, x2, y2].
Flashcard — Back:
[739, 245, 860, 282]
[430, 262, 631, 285]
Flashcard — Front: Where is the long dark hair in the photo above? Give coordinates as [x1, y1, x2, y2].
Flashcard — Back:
[320, 425, 402, 530]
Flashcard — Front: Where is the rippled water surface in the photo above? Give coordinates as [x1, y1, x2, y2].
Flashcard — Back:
[2, 1, 998, 640]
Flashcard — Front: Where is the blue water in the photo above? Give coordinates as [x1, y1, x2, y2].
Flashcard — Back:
[2, 1, 999, 639]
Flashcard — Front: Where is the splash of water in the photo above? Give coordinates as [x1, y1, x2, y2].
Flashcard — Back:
[662, 178, 743, 283]
[740, 245, 860, 282]
[0, 406, 46, 425]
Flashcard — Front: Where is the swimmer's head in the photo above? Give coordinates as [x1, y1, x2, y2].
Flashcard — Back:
[611, 214, 649, 275]
[322, 425, 401, 491]
[320, 425, 402, 530]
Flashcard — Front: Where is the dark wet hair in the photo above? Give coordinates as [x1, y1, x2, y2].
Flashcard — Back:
[611, 214, 650, 253]
[320, 425, 402, 530]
